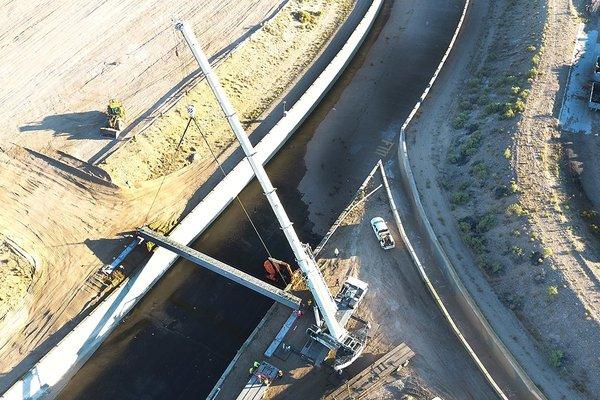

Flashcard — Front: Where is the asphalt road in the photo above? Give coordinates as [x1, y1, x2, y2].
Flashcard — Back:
[58, 0, 468, 398]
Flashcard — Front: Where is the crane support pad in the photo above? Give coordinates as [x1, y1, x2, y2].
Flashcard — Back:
[138, 227, 301, 310]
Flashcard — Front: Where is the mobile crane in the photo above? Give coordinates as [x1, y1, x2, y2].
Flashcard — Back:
[175, 20, 369, 370]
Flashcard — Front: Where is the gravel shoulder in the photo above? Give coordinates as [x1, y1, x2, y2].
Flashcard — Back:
[405, 0, 597, 397]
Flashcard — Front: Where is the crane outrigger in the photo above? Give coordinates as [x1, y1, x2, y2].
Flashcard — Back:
[175, 20, 369, 370]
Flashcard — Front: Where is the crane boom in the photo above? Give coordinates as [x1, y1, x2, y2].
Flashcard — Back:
[175, 20, 346, 341]
[175, 20, 370, 370]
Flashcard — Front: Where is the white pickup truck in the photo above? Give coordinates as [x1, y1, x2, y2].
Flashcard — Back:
[370, 217, 395, 250]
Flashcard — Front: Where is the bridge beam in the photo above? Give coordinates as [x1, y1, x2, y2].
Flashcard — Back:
[137, 227, 301, 310]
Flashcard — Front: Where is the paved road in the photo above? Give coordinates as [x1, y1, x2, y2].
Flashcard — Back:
[58, 0, 471, 399]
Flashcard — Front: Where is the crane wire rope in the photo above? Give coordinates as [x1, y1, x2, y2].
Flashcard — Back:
[144, 118, 193, 223]
[190, 117, 292, 285]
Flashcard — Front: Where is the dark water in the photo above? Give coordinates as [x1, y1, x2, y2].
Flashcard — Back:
[59, 1, 464, 398]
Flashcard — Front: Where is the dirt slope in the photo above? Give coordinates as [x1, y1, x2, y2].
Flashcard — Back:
[0, 0, 283, 161]
[103, 0, 354, 186]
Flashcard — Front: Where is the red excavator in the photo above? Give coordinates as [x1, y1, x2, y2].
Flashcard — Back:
[263, 258, 293, 283]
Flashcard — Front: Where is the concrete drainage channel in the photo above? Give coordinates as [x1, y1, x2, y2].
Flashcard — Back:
[0, 1, 383, 399]
[394, 0, 547, 399]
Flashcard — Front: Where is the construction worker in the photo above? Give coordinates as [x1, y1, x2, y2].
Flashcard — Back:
[249, 361, 261, 376]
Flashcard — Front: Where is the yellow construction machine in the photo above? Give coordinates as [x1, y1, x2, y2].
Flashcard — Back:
[100, 99, 126, 138]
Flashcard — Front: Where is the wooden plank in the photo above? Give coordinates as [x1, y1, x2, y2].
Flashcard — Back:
[325, 343, 415, 400]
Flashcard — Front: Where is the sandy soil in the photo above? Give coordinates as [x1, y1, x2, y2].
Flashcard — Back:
[0, 238, 34, 338]
[0, 0, 355, 388]
[0, 0, 284, 161]
[103, 0, 354, 186]
[406, 0, 600, 396]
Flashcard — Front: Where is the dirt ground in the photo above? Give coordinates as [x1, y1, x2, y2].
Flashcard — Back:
[0, 0, 355, 388]
[215, 170, 495, 400]
[0, 0, 285, 162]
[406, 0, 600, 397]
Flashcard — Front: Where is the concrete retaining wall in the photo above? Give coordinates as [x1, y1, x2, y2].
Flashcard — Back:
[1, 1, 383, 399]
[394, 0, 547, 399]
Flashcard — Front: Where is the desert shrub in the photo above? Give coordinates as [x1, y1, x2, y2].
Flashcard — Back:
[485, 101, 504, 115]
[511, 86, 521, 95]
[452, 191, 470, 205]
[477, 213, 496, 232]
[503, 104, 516, 119]
[527, 45, 537, 52]
[510, 180, 520, 193]
[514, 99, 526, 113]
[452, 112, 469, 129]
[471, 162, 488, 180]
[507, 203, 527, 216]
[532, 54, 540, 66]
[549, 349, 564, 368]
[528, 67, 539, 80]
[580, 209, 599, 219]
[460, 131, 482, 157]
[519, 89, 530, 98]
[295, 10, 320, 25]
[511, 245, 524, 258]
[464, 234, 486, 254]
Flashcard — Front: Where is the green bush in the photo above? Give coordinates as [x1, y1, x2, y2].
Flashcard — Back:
[547, 285, 559, 296]
[503, 147, 512, 159]
[528, 67, 539, 80]
[549, 349, 564, 368]
[485, 101, 504, 115]
[477, 213, 496, 232]
[460, 131, 482, 157]
[511, 245, 524, 258]
[507, 203, 527, 216]
[447, 150, 459, 164]
[295, 10, 320, 25]
[471, 162, 488, 180]
[510, 180, 520, 193]
[459, 100, 473, 111]
[464, 234, 486, 254]
[452, 191, 470, 205]
[452, 112, 470, 129]
[514, 99, 526, 113]
[503, 105, 516, 119]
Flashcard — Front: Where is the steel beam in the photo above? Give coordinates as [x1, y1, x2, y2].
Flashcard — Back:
[138, 227, 301, 310]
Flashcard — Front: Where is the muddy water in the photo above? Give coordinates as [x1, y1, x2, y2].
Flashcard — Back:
[59, 0, 464, 398]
